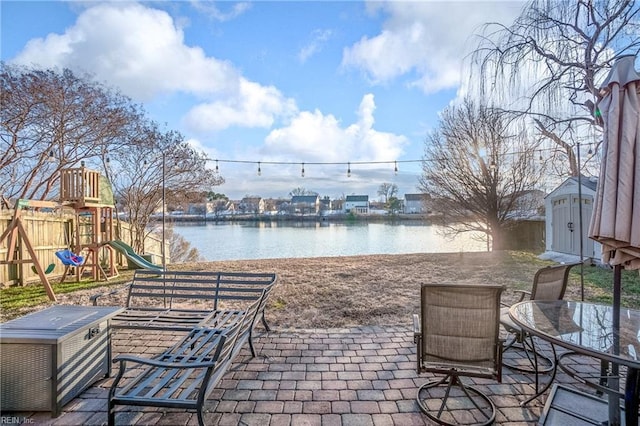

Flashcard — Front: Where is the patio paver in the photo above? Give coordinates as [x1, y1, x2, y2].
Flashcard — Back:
[1, 325, 608, 425]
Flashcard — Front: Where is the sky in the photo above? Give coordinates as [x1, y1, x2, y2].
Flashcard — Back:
[1, 0, 526, 201]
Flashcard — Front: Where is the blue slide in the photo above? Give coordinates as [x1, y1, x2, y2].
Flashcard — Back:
[107, 240, 163, 272]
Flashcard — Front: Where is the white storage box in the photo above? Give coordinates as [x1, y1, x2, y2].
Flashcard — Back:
[0, 305, 122, 416]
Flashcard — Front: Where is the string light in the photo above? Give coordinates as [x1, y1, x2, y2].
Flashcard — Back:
[209, 143, 596, 175]
[588, 145, 593, 155]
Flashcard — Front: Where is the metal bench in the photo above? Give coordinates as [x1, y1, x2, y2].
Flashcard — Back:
[91, 270, 277, 333]
[108, 287, 267, 426]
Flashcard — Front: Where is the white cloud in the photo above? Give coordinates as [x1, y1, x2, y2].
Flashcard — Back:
[263, 94, 406, 163]
[184, 78, 298, 132]
[298, 29, 333, 63]
[189, 1, 252, 22]
[12, 3, 242, 101]
[10, 2, 295, 134]
[342, 1, 524, 94]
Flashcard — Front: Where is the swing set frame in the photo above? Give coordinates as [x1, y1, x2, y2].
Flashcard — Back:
[0, 199, 62, 301]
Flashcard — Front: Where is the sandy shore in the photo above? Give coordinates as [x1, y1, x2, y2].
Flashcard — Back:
[38, 251, 578, 329]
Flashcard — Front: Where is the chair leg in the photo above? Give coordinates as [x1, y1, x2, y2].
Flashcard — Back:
[520, 340, 558, 407]
[417, 374, 496, 426]
[502, 332, 554, 374]
[197, 405, 205, 426]
[261, 312, 271, 331]
[108, 400, 116, 426]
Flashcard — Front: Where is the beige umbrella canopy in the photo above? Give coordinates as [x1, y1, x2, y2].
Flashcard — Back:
[588, 55, 640, 426]
[589, 54, 640, 271]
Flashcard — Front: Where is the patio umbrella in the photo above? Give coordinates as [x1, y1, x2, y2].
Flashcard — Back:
[590, 54, 640, 271]
[588, 54, 640, 426]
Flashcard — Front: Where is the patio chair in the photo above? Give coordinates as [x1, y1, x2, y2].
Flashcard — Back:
[414, 283, 504, 426]
[500, 262, 580, 375]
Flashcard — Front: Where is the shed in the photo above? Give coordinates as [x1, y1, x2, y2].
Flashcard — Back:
[544, 176, 601, 261]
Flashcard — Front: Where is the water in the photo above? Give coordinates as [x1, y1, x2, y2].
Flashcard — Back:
[172, 221, 486, 261]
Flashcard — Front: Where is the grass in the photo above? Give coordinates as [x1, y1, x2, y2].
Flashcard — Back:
[0, 271, 134, 312]
[575, 263, 640, 307]
[1, 251, 640, 326]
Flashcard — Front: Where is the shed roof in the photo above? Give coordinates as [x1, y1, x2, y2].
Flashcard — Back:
[546, 176, 598, 198]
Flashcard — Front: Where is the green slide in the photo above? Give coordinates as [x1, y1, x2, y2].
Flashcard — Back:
[108, 240, 163, 272]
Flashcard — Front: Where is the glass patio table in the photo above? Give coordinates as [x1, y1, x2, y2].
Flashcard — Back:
[509, 300, 640, 426]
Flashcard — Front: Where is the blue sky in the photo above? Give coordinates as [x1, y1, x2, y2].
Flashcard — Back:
[1, 1, 525, 200]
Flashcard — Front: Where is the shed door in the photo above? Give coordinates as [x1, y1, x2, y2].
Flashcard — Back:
[552, 196, 572, 253]
[570, 195, 594, 258]
[551, 194, 594, 257]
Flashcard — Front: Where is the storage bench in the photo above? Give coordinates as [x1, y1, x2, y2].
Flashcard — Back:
[0, 305, 123, 416]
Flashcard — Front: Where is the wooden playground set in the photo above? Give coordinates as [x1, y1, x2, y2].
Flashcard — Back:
[1, 167, 123, 301]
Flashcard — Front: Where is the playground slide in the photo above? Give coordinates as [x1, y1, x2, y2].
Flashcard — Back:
[107, 240, 163, 272]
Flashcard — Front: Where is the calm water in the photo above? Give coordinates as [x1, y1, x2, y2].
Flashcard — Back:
[172, 221, 486, 261]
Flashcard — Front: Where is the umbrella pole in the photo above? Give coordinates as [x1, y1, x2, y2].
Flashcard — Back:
[613, 264, 621, 348]
[609, 264, 622, 425]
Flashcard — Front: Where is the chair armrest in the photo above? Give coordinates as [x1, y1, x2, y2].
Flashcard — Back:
[500, 290, 531, 307]
[113, 353, 218, 369]
[513, 290, 531, 302]
[90, 283, 131, 305]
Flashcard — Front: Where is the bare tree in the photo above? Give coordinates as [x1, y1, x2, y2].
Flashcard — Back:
[471, 0, 640, 178]
[107, 122, 224, 252]
[289, 187, 318, 197]
[1, 63, 145, 200]
[377, 183, 400, 214]
[377, 183, 398, 203]
[418, 99, 543, 251]
[1, 64, 219, 257]
[165, 226, 203, 263]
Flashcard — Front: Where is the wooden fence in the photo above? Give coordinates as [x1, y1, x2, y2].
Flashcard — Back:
[0, 210, 166, 287]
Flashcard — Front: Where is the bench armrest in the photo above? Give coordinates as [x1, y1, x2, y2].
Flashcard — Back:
[90, 283, 131, 306]
[412, 314, 421, 339]
[113, 354, 218, 369]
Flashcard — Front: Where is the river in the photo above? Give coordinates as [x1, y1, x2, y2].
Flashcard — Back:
[172, 221, 487, 261]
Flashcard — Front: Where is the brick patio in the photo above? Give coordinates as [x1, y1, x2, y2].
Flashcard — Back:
[4, 325, 607, 425]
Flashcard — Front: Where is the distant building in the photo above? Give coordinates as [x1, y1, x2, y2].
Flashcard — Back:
[320, 196, 332, 211]
[404, 193, 431, 214]
[206, 200, 235, 217]
[344, 195, 369, 214]
[291, 195, 320, 214]
[507, 189, 545, 219]
[332, 198, 345, 211]
[239, 197, 264, 214]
